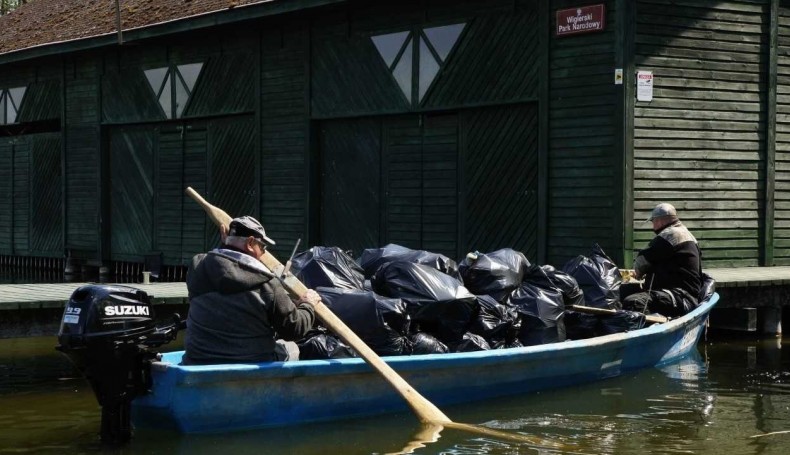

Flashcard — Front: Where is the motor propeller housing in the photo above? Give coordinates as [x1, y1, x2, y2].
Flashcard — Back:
[56, 284, 184, 443]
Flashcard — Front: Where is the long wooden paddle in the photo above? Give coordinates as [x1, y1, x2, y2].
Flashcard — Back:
[184, 187, 566, 449]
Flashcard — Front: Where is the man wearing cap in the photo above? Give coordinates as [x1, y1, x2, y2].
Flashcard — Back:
[623, 203, 702, 317]
[181, 215, 319, 365]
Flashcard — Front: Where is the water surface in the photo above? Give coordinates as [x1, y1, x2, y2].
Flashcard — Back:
[1, 334, 788, 454]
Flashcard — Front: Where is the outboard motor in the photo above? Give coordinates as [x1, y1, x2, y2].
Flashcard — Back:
[56, 284, 184, 444]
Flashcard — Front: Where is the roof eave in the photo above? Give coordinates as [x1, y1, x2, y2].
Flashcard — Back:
[0, 0, 345, 66]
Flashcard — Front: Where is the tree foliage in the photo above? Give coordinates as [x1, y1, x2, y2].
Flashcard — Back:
[1, 0, 28, 16]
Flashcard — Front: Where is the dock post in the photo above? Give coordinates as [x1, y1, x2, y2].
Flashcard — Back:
[760, 306, 783, 337]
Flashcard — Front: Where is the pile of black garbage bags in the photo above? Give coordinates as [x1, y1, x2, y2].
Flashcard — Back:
[292, 243, 646, 360]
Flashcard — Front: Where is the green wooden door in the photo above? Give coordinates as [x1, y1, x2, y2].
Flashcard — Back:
[318, 113, 460, 258]
[320, 118, 382, 256]
[462, 105, 539, 260]
[0, 134, 62, 257]
[109, 126, 155, 261]
[29, 133, 63, 256]
[151, 119, 255, 265]
[155, 123, 209, 265]
[383, 114, 459, 258]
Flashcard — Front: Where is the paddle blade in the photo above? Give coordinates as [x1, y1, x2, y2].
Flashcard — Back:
[184, 187, 233, 229]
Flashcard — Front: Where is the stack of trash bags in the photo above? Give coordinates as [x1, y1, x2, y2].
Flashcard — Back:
[289, 243, 656, 360]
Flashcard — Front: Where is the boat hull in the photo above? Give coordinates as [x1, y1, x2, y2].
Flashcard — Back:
[132, 293, 718, 433]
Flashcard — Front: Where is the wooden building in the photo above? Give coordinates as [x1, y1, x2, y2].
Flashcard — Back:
[0, 0, 787, 275]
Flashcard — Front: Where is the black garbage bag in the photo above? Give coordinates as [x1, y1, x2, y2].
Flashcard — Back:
[597, 310, 646, 336]
[316, 287, 410, 356]
[541, 265, 585, 307]
[372, 261, 478, 343]
[459, 248, 530, 302]
[509, 283, 566, 346]
[358, 244, 461, 279]
[564, 311, 599, 340]
[699, 272, 716, 302]
[291, 246, 365, 290]
[297, 334, 357, 360]
[450, 332, 491, 352]
[469, 295, 519, 348]
[561, 244, 622, 309]
[410, 332, 449, 355]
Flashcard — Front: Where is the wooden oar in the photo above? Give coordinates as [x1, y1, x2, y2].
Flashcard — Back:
[184, 187, 448, 423]
[185, 187, 568, 449]
[569, 304, 668, 324]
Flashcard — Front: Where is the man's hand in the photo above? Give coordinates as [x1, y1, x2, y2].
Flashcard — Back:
[299, 289, 321, 307]
[632, 255, 650, 280]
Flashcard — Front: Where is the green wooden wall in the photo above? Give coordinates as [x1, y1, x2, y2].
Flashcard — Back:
[547, 0, 621, 266]
[9, 0, 790, 271]
[632, 0, 769, 267]
[776, 2, 790, 264]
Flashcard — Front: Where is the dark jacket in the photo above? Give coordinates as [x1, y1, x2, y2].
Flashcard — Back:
[634, 221, 702, 305]
[181, 248, 315, 365]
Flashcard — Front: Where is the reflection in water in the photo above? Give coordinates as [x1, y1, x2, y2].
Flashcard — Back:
[0, 335, 789, 454]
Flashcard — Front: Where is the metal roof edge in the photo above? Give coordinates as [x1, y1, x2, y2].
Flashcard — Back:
[0, 0, 345, 66]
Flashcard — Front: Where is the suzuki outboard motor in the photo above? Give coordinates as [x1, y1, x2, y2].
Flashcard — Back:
[56, 285, 184, 444]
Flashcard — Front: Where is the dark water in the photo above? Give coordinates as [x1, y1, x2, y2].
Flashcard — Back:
[1, 333, 789, 454]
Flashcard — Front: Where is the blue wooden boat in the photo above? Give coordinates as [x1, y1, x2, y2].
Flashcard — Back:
[131, 293, 719, 433]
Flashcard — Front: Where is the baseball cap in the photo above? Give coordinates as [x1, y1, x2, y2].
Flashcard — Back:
[228, 216, 276, 245]
[647, 203, 678, 222]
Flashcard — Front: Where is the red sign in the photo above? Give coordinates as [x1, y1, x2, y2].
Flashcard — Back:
[556, 4, 606, 37]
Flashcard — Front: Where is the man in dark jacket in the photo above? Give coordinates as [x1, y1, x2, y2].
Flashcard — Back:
[623, 203, 702, 317]
[182, 215, 318, 365]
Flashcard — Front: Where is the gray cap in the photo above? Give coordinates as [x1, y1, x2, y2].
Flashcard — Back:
[647, 203, 678, 222]
[228, 216, 276, 245]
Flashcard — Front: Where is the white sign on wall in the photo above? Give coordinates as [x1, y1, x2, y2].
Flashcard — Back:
[637, 70, 653, 102]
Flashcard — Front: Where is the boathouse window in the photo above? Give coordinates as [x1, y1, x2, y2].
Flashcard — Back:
[0, 86, 26, 124]
[372, 24, 465, 105]
[372, 31, 413, 102]
[419, 24, 464, 100]
[144, 63, 204, 119]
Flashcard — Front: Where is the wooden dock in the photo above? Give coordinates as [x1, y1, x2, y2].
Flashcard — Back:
[706, 267, 790, 288]
[0, 282, 188, 311]
[0, 267, 784, 309]
[0, 266, 787, 337]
